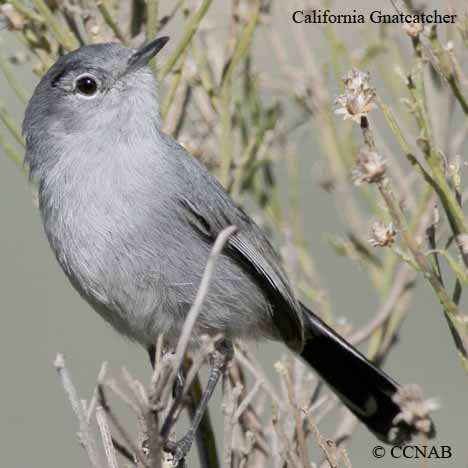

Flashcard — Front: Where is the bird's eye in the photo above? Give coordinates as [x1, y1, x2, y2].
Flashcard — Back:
[74, 74, 98, 96]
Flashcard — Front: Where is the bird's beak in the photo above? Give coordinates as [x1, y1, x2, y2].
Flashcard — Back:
[127, 36, 170, 72]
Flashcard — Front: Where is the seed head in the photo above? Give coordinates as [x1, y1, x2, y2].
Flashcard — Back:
[392, 385, 438, 438]
[402, 22, 423, 38]
[368, 221, 396, 248]
[352, 148, 386, 185]
[335, 69, 376, 123]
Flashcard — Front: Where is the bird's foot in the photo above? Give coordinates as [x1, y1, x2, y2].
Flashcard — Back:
[165, 432, 194, 465]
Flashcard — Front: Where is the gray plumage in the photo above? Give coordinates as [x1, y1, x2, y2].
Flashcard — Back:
[23, 39, 427, 443]
[23, 41, 303, 351]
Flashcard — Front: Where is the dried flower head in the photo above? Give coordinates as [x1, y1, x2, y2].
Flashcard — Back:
[335, 69, 376, 123]
[352, 148, 386, 185]
[369, 221, 396, 248]
[402, 22, 423, 38]
[392, 385, 438, 438]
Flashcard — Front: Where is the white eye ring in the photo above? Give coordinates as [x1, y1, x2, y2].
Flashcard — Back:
[73, 73, 99, 98]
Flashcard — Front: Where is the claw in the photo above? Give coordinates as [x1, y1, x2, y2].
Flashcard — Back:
[165, 433, 194, 465]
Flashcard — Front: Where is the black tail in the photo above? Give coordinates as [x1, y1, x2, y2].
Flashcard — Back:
[300, 304, 414, 443]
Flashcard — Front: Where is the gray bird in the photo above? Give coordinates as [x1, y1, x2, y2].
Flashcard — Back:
[23, 37, 427, 461]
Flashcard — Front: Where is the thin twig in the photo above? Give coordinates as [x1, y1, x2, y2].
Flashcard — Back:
[349, 265, 415, 345]
[158, 0, 213, 80]
[96, 0, 128, 44]
[87, 361, 108, 423]
[54, 354, 103, 468]
[169, 225, 237, 391]
[96, 406, 120, 468]
[0, 53, 29, 103]
[30, 0, 80, 50]
[98, 385, 151, 468]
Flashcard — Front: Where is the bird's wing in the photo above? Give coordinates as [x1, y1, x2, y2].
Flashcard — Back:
[177, 170, 304, 351]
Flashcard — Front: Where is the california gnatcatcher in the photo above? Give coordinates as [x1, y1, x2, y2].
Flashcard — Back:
[22, 37, 427, 459]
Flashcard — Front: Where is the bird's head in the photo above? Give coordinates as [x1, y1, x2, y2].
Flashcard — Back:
[23, 37, 169, 176]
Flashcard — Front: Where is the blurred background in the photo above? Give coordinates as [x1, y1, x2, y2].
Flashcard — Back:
[1, 0, 467, 467]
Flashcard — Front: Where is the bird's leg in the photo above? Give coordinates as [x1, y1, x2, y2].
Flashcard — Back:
[145, 344, 185, 467]
[164, 340, 233, 464]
